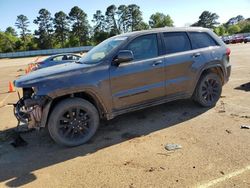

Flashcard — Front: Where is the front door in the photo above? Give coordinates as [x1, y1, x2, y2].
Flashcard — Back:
[110, 34, 166, 110]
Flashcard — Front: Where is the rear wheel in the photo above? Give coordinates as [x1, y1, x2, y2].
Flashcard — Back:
[193, 73, 222, 107]
[48, 98, 99, 147]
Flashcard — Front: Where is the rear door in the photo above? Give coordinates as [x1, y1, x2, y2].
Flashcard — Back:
[110, 34, 166, 110]
[161, 32, 202, 96]
[188, 32, 220, 61]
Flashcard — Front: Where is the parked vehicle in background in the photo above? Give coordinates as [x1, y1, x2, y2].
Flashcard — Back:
[221, 36, 233, 44]
[14, 27, 231, 146]
[232, 35, 244, 44]
[34, 53, 82, 70]
[221, 36, 228, 44]
[244, 36, 250, 43]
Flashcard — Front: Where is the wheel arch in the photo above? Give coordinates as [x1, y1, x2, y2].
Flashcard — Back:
[41, 90, 108, 127]
[191, 64, 225, 96]
[200, 65, 224, 84]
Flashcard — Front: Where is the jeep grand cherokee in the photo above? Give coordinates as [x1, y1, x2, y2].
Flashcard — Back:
[14, 27, 231, 146]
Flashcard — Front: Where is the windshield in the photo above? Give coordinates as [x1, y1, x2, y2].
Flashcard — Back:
[79, 36, 128, 64]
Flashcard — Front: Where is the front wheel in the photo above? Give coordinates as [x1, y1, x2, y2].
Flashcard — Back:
[48, 98, 99, 147]
[193, 73, 222, 107]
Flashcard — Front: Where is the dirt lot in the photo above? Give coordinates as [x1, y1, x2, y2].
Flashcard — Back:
[0, 44, 250, 188]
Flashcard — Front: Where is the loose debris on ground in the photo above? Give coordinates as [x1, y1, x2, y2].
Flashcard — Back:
[230, 114, 250, 119]
[225, 129, 232, 134]
[241, 125, 250, 129]
[165, 143, 182, 151]
[218, 101, 226, 113]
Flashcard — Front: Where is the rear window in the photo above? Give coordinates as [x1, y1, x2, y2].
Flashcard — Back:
[163, 32, 191, 54]
[189, 32, 218, 49]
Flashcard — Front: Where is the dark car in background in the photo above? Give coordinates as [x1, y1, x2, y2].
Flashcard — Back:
[232, 35, 244, 43]
[244, 36, 250, 43]
[221, 36, 233, 44]
[34, 53, 82, 70]
[14, 27, 231, 146]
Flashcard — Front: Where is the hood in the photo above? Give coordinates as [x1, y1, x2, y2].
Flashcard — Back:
[15, 62, 92, 88]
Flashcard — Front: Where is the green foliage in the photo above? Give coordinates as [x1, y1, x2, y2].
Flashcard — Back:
[5, 27, 17, 36]
[0, 31, 19, 52]
[214, 18, 250, 36]
[237, 20, 250, 30]
[54, 11, 69, 47]
[105, 5, 119, 34]
[117, 5, 130, 33]
[92, 10, 106, 32]
[67, 35, 80, 47]
[228, 25, 241, 35]
[149, 12, 174, 28]
[91, 4, 147, 44]
[192, 11, 219, 28]
[34, 9, 54, 49]
[15, 14, 31, 49]
[104, 4, 145, 33]
[69, 6, 90, 46]
[26, 35, 38, 50]
[92, 31, 110, 44]
[136, 21, 150, 30]
[127, 4, 144, 31]
[15, 15, 30, 38]
[214, 25, 227, 36]
[241, 24, 250, 33]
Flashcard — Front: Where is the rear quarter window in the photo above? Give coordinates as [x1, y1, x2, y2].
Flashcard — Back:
[189, 32, 218, 49]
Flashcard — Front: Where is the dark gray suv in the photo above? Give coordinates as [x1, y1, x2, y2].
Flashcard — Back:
[14, 27, 231, 146]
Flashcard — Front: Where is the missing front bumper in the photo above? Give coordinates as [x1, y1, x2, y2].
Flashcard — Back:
[14, 96, 48, 129]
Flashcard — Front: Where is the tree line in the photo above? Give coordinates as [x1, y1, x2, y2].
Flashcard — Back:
[193, 11, 250, 36]
[0, 4, 250, 53]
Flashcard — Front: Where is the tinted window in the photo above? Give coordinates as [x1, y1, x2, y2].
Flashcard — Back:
[163, 32, 191, 54]
[68, 55, 80, 60]
[126, 34, 158, 61]
[189, 32, 218, 49]
[52, 55, 64, 61]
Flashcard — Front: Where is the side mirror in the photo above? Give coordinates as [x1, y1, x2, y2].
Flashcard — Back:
[113, 50, 134, 66]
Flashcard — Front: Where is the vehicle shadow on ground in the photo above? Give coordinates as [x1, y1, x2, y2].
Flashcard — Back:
[0, 99, 210, 187]
[235, 82, 250, 92]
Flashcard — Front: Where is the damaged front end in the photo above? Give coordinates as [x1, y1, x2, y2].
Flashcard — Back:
[14, 88, 50, 129]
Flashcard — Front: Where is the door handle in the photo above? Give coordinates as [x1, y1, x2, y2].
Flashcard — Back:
[152, 60, 163, 67]
[192, 53, 201, 58]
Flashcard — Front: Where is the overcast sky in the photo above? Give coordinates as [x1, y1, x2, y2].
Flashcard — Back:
[0, 0, 250, 33]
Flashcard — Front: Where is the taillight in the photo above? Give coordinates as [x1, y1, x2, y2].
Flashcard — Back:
[37, 61, 44, 65]
[226, 48, 231, 56]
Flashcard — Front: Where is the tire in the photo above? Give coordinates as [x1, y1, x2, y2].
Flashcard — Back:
[48, 98, 99, 147]
[193, 73, 222, 107]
